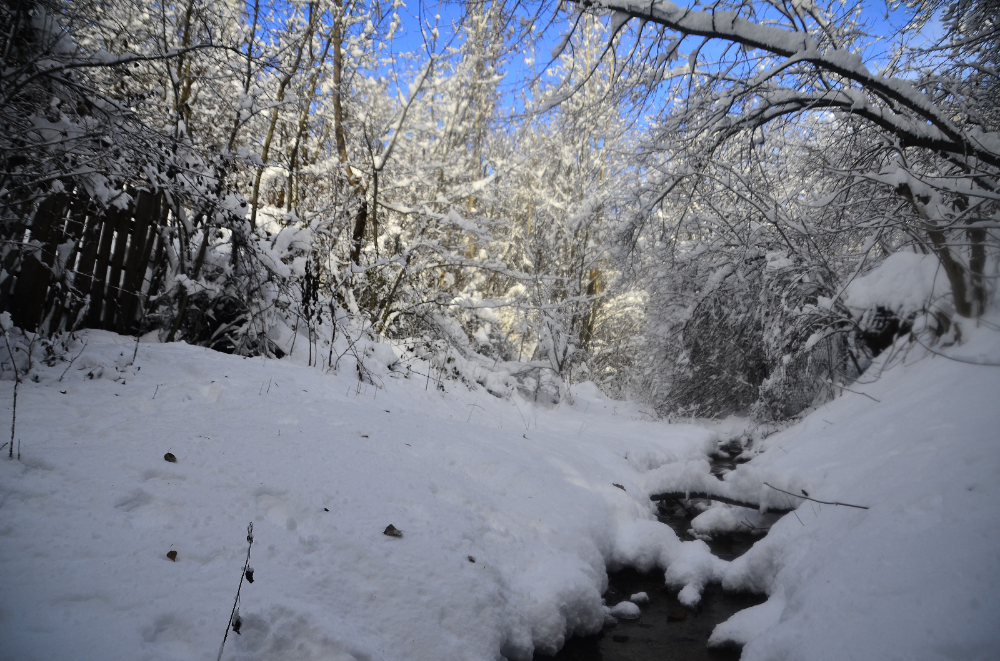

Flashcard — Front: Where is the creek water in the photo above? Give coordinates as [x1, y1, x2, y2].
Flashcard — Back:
[535, 455, 770, 661]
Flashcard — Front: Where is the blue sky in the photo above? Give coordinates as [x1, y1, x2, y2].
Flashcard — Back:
[378, 0, 934, 113]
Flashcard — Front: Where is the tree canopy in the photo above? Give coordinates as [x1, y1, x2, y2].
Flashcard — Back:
[1, 0, 996, 418]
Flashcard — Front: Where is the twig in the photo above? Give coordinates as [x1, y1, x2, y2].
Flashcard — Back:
[127, 303, 150, 368]
[763, 483, 869, 510]
[466, 402, 483, 423]
[511, 398, 530, 430]
[822, 379, 880, 403]
[218, 522, 254, 661]
[914, 335, 1000, 367]
[650, 491, 795, 514]
[3, 331, 20, 460]
[59, 339, 88, 382]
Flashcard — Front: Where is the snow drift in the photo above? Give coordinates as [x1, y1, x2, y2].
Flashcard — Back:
[0, 330, 720, 661]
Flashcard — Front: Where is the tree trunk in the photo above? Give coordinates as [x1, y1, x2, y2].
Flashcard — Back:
[248, 2, 319, 230]
[898, 183, 976, 318]
[579, 268, 603, 350]
[332, 0, 369, 266]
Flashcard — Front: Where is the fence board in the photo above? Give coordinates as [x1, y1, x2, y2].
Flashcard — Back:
[86, 205, 119, 327]
[145, 226, 168, 312]
[44, 194, 89, 333]
[103, 202, 133, 330]
[0, 229, 23, 314]
[0, 195, 40, 311]
[71, 206, 103, 322]
[3, 188, 169, 336]
[135, 194, 163, 297]
[10, 194, 68, 330]
[118, 190, 156, 332]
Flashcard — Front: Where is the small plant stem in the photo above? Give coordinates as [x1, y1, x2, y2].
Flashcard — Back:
[9, 376, 16, 460]
[217, 522, 254, 661]
[3, 331, 19, 460]
[763, 482, 869, 510]
[59, 339, 88, 382]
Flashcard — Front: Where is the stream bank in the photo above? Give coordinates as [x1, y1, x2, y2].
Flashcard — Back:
[535, 449, 773, 661]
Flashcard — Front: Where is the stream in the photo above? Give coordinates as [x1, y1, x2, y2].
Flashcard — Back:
[534, 451, 771, 661]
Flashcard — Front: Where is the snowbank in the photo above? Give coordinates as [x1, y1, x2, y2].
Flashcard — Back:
[843, 250, 949, 316]
[5, 319, 996, 661]
[708, 321, 1000, 660]
[0, 330, 722, 661]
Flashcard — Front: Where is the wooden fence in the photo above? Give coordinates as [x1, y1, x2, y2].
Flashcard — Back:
[0, 189, 167, 336]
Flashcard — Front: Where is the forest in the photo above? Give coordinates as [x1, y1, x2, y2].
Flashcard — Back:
[3, 0, 996, 416]
[0, 0, 998, 660]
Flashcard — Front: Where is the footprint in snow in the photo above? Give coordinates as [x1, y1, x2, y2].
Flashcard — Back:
[115, 489, 153, 512]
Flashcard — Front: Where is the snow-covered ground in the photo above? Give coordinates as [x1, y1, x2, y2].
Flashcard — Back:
[706, 321, 1000, 661]
[0, 330, 722, 661]
[1, 322, 999, 661]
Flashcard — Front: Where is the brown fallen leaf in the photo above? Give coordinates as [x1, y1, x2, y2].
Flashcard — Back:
[166, 550, 177, 561]
[164, 452, 176, 463]
[383, 524, 403, 537]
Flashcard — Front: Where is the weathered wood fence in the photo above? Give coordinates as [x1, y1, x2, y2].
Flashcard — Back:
[0, 189, 167, 336]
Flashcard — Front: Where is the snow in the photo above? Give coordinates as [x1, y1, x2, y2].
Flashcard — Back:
[708, 588, 785, 649]
[2, 317, 999, 661]
[843, 251, 949, 316]
[0, 330, 722, 661]
[642, 458, 718, 496]
[690, 504, 770, 536]
[608, 601, 641, 619]
[709, 320, 1000, 660]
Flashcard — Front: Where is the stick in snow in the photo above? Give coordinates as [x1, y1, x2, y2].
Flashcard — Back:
[3, 330, 19, 460]
[763, 483, 869, 510]
[650, 491, 795, 514]
[217, 522, 254, 661]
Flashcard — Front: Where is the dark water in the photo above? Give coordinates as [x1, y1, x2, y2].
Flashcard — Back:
[535, 452, 772, 661]
[539, 572, 765, 661]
